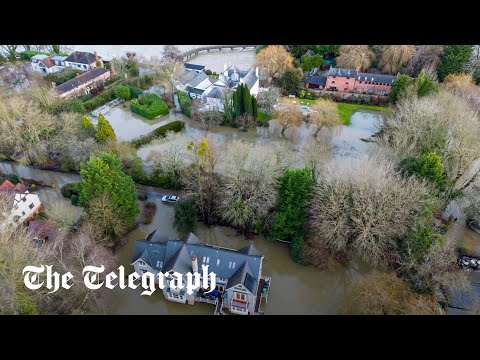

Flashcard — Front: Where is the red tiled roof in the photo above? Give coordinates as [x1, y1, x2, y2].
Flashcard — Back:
[40, 57, 55, 68]
[0, 180, 15, 191]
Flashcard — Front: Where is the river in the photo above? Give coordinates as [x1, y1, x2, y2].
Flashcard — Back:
[2, 110, 479, 314]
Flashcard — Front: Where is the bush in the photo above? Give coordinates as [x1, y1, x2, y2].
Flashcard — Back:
[52, 99, 86, 114]
[20, 50, 49, 60]
[130, 94, 169, 120]
[205, 69, 212, 75]
[61, 183, 80, 198]
[131, 120, 185, 147]
[82, 115, 94, 129]
[177, 90, 192, 117]
[105, 75, 120, 86]
[70, 194, 80, 206]
[143, 201, 157, 224]
[83, 88, 116, 111]
[114, 85, 131, 100]
[129, 65, 139, 77]
[124, 74, 154, 90]
[4, 174, 20, 184]
[44, 68, 83, 86]
[59, 156, 76, 172]
[95, 114, 116, 142]
[128, 86, 143, 99]
[174, 199, 197, 233]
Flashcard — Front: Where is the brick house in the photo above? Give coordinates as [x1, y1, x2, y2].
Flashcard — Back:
[55, 67, 111, 98]
[64, 51, 103, 72]
[324, 67, 396, 96]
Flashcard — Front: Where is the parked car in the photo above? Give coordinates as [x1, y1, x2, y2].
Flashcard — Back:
[161, 195, 179, 204]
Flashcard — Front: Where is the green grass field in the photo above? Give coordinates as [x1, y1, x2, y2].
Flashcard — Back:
[336, 103, 386, 125]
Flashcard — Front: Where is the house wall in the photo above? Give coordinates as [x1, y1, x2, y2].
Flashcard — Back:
[224, 285, 256, 315]
[10, 192, 42, 225]
[58, 71, 111, 99]
[325, 75, 355, 92]
[204, 97, 224, 112]
[353, 80, 392, 95]
[249, 79, 259, 97]
[305, 82, 322, 89]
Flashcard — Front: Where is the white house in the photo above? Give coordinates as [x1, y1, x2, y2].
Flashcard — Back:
[0, 180, 42, 225]
[214, 64, 260, 97]
[30, 55, 65, 74]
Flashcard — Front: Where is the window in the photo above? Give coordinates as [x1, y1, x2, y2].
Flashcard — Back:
[346, 77, 350, 79]
[234, 292, 246, 302]
[29, 203, 35, 210]
[387, 83, 390, 86]
[331, 81, 335, 84]
[138, 261, 146, 266]
[368, 82, 371, 84]
[359, 81, 362, 84]
[141, 269, 147, 274]
[202, 256, 210, 264]
[345, 82, 349, 85]
[21, 211, 25, 216]
[22, 197, 27, 202]
[216, 259, 220, 266]
[344, 88, 347, 91]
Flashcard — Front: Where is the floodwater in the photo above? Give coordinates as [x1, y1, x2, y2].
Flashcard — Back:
[70, 45, 256, 73]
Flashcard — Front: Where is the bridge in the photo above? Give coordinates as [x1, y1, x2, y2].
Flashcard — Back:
[181, 45, 258, 62]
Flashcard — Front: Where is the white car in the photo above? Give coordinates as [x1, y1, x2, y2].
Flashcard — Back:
[161, 195, 179, 204]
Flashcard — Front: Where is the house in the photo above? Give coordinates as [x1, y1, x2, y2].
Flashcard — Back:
[304, 74, 327, 89]
[28, 220, 59, 245]
[63, 51, 103, 72]
[184, 63, 205, 73]
[0, 180, 42, 225]
[324, 67, 396, 96]
[30, 54, 66, 74]
[202, 86, 231, 112]
[55, 67, 111, 98]
[214, 64, 260, 97]
[131, 231, 270, 315]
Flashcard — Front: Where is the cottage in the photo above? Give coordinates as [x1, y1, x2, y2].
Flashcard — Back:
[30, 54, 65, 74]
[214, 64, 260, 97]
[304, 74, 327, 89]
[0, 180, 42, 225]
[184, 63, 205, 73]
[63, 51, 103, 72]
[55, 67, 111, 98]
[131, 231, 270, 315]
[325, 67, 396, 96]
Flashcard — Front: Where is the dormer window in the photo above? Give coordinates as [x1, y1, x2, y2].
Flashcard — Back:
[138, 261, 146, 266]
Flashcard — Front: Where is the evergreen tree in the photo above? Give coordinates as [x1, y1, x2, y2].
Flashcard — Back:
[437, 45, 474, 81]
[81, 115, 94, 129]
[95, 114, 116, 143]
[243, 84, 252, 115]
[233, 90, 240, 117]
[252, 96, 258, 118]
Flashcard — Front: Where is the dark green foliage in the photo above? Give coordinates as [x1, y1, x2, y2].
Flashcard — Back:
[130, 94, 169, 119]
[51, 45, 60, 54]
[20, 50, 49, 60]
[174, 199, 197, 233]
[438, 45, 474, 81]
[313, 45, 340, 59]
[129, 65, 139, 77]
[79, 152, 139, 228]
[414, 69, 438, 97]
[114, 85, 131, 100]
[402, 222, 444, 263]
[252, 96, 258, 118]
[130, 120, 185, 147]
[389, 74, 412, 102]
[177, 90, 192, 117]
[256, 45, 268, 54]
[59, 156, 76, 172]
[205, 69, 212, 75]
[61, 183, 80, 198]
[243, 84, 252, 115]
[268, 167, 315, 264]
[123, 74, 154, 90]
[128, 86, 143, 98]
[301, 54, 324, 72]
[52, 98, 86, 114]
[83, 88, 116, 111]
[4, 174, 20, 184]
[232, 84, 257, 118]
[276, 68, 303, 95]
[290, 235, 308, 265]
[288, 45, 313, 58]
[223, 94, 235, 126]
[398, 151, 446, 190]
[70, 195, 79, 206]
[44, 68, 83, 86]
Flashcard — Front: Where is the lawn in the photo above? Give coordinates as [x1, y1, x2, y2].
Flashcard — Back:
[336, 103, 386, 125]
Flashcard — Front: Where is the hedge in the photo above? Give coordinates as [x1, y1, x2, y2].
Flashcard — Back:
[131, 120, 185, 147]
[177, 90, 191, 117]
[20, 50, 49, 60]
[60, 183, 80, 198]
[52, 99, 85, 114]
[130, 94, 169, 120]
[83, 85, 143, 112]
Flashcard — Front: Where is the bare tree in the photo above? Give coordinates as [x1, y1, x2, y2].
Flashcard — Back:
[335, 45, 375, 71]
[234, 114, 256, 131]
[257, 86, 282, 114]
[308, 99, 341, 137]
[45, 200, 81, 229]
[162, 45, 182, 61]
[441, 73, 480, 103]
[0, 45, 18, 60]
[190, 104, 224, 134]
[405, 45, 444, 77]
[253, 45, 294, 83]
[274, 106, 304, 136]
[378, 45, 415, 74]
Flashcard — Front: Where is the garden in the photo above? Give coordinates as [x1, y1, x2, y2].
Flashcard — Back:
[130, 94, 170, 120]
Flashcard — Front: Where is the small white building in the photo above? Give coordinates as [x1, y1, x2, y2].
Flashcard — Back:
[30, 55, 65, 74]
[0, 180, 42, 225]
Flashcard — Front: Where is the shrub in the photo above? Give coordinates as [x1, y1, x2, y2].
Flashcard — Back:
[124, 75, 153, 90]
[20, 50, 49, 60]
[143, 201, 157, 224]
[83, 88, 116, 111]
[174, 199, 197, 233]
[5, 174, 20, 184]
[45, 68, 83, 86]
[205, 69, 212, 75]
[129, 65, 139, 77]
[114, 85, 131, 100]
[177, 90, 192, 117]
[52, 99, 86, 114]
[128, 86, 143, 99]
[131, 120, 185, 147]
[70, 194, 80, 206]
[82, 115, 94, 129]
[59, 156, 76, 172]
[61, 183, 80, 198]
[95, 114, 116, 143]
[105, 75, 120, 86]
[130, 94, 169, 120]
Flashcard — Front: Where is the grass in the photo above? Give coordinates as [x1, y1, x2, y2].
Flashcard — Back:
[280, 96, 317, 105]
[336, 103, 386, 125]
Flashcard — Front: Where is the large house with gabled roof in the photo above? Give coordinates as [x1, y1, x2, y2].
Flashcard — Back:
[64, 51, 103, 72]
[131, 231, 270, 315]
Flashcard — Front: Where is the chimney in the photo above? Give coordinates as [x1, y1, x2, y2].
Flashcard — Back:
[192, 255, 198, 273]
[224, 63, 227, 71]
[94, 50, 99, 61]
[256, 67, 259, 77]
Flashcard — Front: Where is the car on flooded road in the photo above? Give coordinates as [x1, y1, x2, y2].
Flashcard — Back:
[161, 195, 179, 204]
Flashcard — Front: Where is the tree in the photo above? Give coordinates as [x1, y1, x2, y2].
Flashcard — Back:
[274, 106, 303, 135]
[398, 151, 446, 190]
[151, 58, 184, 94]
[257, 86, 282, 114]
[389, 74, 412, 102]
[313, 45, 340, 59]
[190, 105, 223, 133]
[79, 152, 139, 234]
[82, 115, 94, 129]
[0, 45, 18, 60]
[269, 167, 315, 263]
[85, 192, 127, 242]
[405, 45, 444, 77]
[243, 83, 253, 115]
[379, 90, 480, 192]
[51, 45, 60, 54]
[223, 94, 235, 126]
[442, 73, 480, 102]
[174, 199, 197, 233]
[413, 69, 438, 97]
[253, 45, 294, 83]
[184, 138, 220, 225]
[378, 45, 415, 74]
[335, 45, 375, 71]
[95, 114, 116, 143]
[162, 45, 182, 61]
[438, 45, 474, 81]
[234, 114, 256, 131]
[301, 54, 324, 72]
[217, 141, 281, 236]
[342, 272, 441, 315]
[308, 99, 341, 137]
[276, 67, 303, 95]
[114, 85, 131, 101]
[309, 156, 433, 266]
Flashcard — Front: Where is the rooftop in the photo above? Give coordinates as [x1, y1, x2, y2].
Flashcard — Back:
[185, 63, 205, 71]
[306, 74, 327, 86]
[64, 51, 98, 65]
[55, 67, 110, 95]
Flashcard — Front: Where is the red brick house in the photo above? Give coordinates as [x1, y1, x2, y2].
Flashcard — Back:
[324, 67, 396, 96]
[56, 67, 111, 98]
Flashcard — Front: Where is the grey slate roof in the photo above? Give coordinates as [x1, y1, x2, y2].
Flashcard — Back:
[64, 51, 97, 65]
[179, 70, 200, 85]
[50, 55, 67, 62]
[303, 49, 316, 57]
[186, 86, 205, 96]
[55, 67, 109, 95]
[185, 63, 205, 71]
[242, 68, 258, 90]
[328, 67, 358, 78]
[205, 86, 229, 100]
[189, 72, 208, 88]
[447, 283, 480, 312]
[131, 232, 264, 289]
[306, 74, 327, 86]
[356, 72, 396, 84]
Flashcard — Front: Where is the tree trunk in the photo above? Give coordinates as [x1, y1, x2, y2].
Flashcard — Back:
[460, 167, 480, 191]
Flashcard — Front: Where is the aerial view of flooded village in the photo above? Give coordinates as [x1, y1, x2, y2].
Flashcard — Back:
[1, 44, 480, 315]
